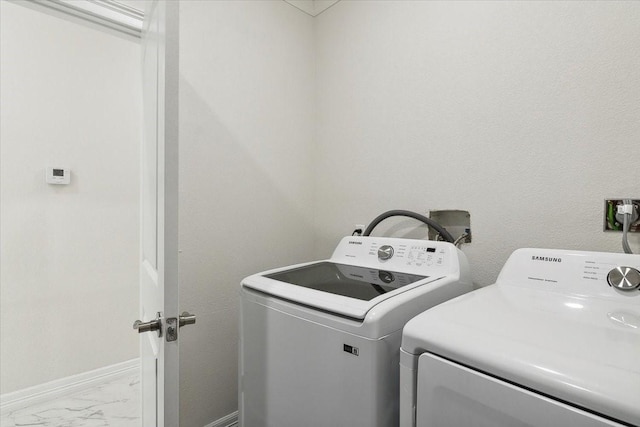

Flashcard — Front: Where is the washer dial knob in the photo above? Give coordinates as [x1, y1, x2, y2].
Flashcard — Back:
[378, 245, 394, 261]
[607, 266, 640, 292]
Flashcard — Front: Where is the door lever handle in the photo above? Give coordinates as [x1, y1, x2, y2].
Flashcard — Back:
[179, 311, 196, 327]
[133, 312, 163, 337]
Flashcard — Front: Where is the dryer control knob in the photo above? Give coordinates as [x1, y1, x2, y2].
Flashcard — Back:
[378, 245, 394, 261]
[607, 266, 640, 292]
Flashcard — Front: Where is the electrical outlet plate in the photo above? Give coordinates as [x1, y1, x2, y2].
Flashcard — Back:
[603, 199, 640, 232]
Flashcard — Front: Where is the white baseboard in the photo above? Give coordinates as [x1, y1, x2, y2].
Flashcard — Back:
[204, 410, 238, 427]
[0, 358, 139, 413]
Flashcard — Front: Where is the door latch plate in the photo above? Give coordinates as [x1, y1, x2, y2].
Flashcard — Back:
[166, 317, 178, 342]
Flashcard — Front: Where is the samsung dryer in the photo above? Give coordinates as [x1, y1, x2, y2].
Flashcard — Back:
[239, 236, 472, 427]
[400, 248, 640, 427]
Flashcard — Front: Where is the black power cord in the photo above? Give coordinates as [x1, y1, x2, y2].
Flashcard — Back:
[362, 209, 455, 243]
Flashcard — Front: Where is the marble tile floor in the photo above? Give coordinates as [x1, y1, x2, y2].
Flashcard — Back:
[1, 373, 140, 427]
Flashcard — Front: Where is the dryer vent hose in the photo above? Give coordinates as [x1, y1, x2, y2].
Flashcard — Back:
[362, 210, 455, 243]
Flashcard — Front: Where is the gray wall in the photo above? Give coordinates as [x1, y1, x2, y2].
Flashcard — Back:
[0, 1, 141, 394]
[314, 0, 640, 285]
[178, 1, 316, 426]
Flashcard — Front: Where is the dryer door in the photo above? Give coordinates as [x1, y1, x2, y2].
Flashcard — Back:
[415, 353, 624, 427]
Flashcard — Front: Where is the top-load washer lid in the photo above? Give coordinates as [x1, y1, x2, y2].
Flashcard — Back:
[264, 262, 426, 301]
[401, 248, 640, 427]
[241, 236, 467, 320]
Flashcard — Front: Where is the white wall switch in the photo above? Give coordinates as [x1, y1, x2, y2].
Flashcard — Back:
[46, 167, 71, 185]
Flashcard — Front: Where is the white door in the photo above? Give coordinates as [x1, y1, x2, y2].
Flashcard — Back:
[134, 1, 183, 426]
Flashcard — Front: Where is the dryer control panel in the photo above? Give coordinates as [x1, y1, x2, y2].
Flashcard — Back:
[496, 248, 640, 299]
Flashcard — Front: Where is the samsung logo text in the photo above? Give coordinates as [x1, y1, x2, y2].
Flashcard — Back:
[531, 256, 562, 263]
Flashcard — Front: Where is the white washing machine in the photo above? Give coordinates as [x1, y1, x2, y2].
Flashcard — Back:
[239, 236, 472, 427]
[400, 248, 640, 427]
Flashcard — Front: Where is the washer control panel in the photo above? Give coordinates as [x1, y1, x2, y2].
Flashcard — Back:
[369, 240, 447, 267]
[607, 267, 640, 292]
[367, 241, 448, 268]
[330, 236, 457, 275]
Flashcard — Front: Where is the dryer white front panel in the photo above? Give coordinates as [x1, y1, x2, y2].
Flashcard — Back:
[416, 353, 625, 427]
